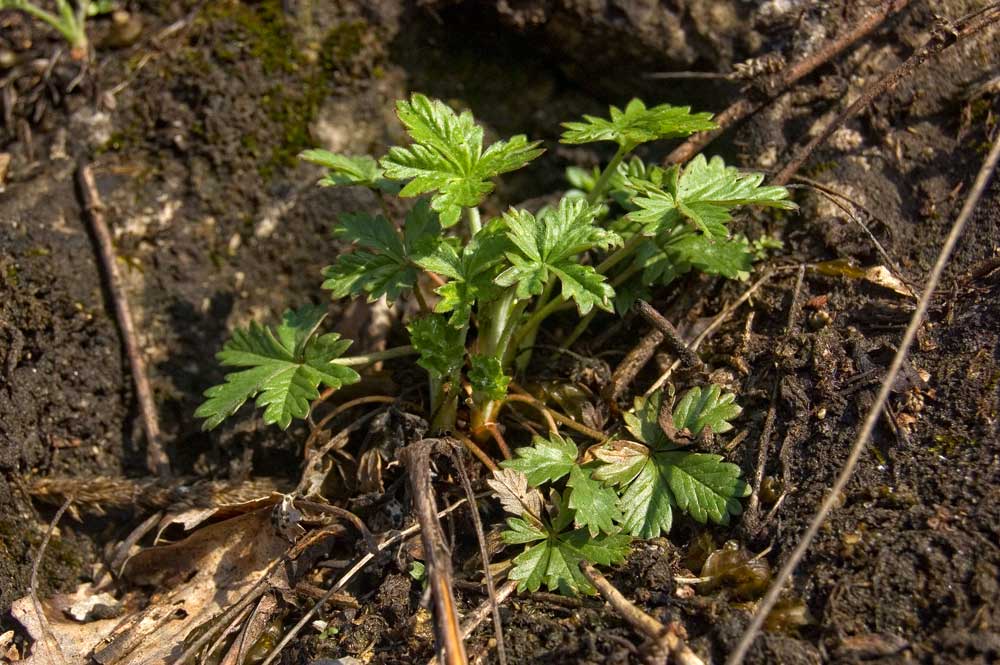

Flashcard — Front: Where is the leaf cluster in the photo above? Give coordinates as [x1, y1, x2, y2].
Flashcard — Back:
[492, 385, 747, 595]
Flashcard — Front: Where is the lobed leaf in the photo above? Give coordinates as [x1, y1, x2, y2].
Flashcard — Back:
[502, 433, 579, 487]
[322, 200, 443, 302]
[196, 305, 360, 430]
[299, 149, 399, 193]
[381, 94, 543, 226]
[567, 465, 622, 536]
[629, 155, 796, 238]
[561, 99, 716, 150]
[407, 314, 465, 379]
[488, 469, 544, 521]
[672, 385, 742, 435]
[469, 354, 511, 401]
[495, 198, 620, 314]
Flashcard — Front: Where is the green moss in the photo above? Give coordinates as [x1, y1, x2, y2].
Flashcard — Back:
[320, 20, 369, 74]
[929, 432, 975, 457]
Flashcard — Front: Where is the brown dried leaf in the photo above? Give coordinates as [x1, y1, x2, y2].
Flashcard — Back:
[13, 509, 292, 665]
[487, 468, 543, 519]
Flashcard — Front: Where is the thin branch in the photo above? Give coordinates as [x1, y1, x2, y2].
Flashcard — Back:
[666, 0, 912, 165]
[428, 581, 519, 665]
[504, 393, 607, 441]
[727, 123, 1000, 665]
[29, 496, 75, 665]
[634, 300, 705, 371]
[76, 163, 168, 477]
[772, 3, 1000, 185]
[402, 440, 468, 665]
[580, 562, 705, 665]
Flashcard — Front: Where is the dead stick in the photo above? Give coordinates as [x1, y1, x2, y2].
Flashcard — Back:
[772, 3, 1000, 185]
[402, 440, 469, 665]
[603, 327, 665, 404]
[580, 562, 705, 665]
[667, 0, 911, 165]
[634, 300, 705, 371]
[726, 121, 1000, 665]
[76, 163, 168, 477]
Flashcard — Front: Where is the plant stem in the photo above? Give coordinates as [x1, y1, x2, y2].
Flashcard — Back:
[596, 232, 645, 274]
[508, 295, 566, 355]
[559, 310, 596, 350]
[466, 206, 482, 236]
[586, 144, 629, 205]
[332, 345, 417, 366]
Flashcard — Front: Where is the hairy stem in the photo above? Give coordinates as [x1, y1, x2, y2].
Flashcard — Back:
[586, 144, 629, 205]
[332, 345, 418, 366]
[466, 206, 482, 236]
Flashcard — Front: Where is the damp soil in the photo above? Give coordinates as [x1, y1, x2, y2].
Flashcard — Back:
[1, 1, 999, 663]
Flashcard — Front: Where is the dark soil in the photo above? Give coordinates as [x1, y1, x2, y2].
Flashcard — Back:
[2, 1, 999, 663]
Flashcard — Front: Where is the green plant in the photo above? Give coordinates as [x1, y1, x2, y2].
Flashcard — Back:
[491, 385, 747, 594]
[197, 93, 792, 594]
[0, 0, 113, 56]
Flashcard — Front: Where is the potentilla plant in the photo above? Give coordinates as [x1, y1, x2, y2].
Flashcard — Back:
[196, 94, 795, 594]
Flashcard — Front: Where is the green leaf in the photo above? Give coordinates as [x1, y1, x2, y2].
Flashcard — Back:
[196, 306, 360, 430]
[322, 200, 442, 302]
[299, 149, 399, 193]
[407, 314, 464, 379]
[495, 198, 621, 314]
[623, 389, 670, 449]
[567, 465, 622, 536]
[415, 219, 510, 326]
[501, 516, 547, 544]
[659, 451, 750, 524]
[505, 526, 631, 595]
[502, 433, 579, 487]
[561, 99, 716, 150]
[616, 456, 675, 538]
[672, 385, 742, 435]
[629, 154, 797, 237]
[469, 354, 511, 401]
[380, 94, 544, 226]
[595, 387, 748, 536]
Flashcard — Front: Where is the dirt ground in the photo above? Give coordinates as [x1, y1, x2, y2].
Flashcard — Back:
[1, 1, 999, 663]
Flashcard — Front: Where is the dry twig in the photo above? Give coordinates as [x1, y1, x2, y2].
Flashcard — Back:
[76, 163, 168, 477]
[666, 0, 912, 165]
[772, 3, 1000, 185]
[634, 300, 706, 371]
[580, 562, 704, 665]
[402, 440, 468, 665]
[726, 122, 1000, 665]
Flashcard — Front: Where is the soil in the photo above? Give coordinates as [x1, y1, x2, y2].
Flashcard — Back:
[1, 1, 999, 664]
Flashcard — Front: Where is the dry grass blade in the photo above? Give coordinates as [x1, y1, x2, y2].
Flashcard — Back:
[452, 447, 507, 665]
[726, 126, 1000, 665]
[428, 580, 519, 665]
[260, 497, 471, 665]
